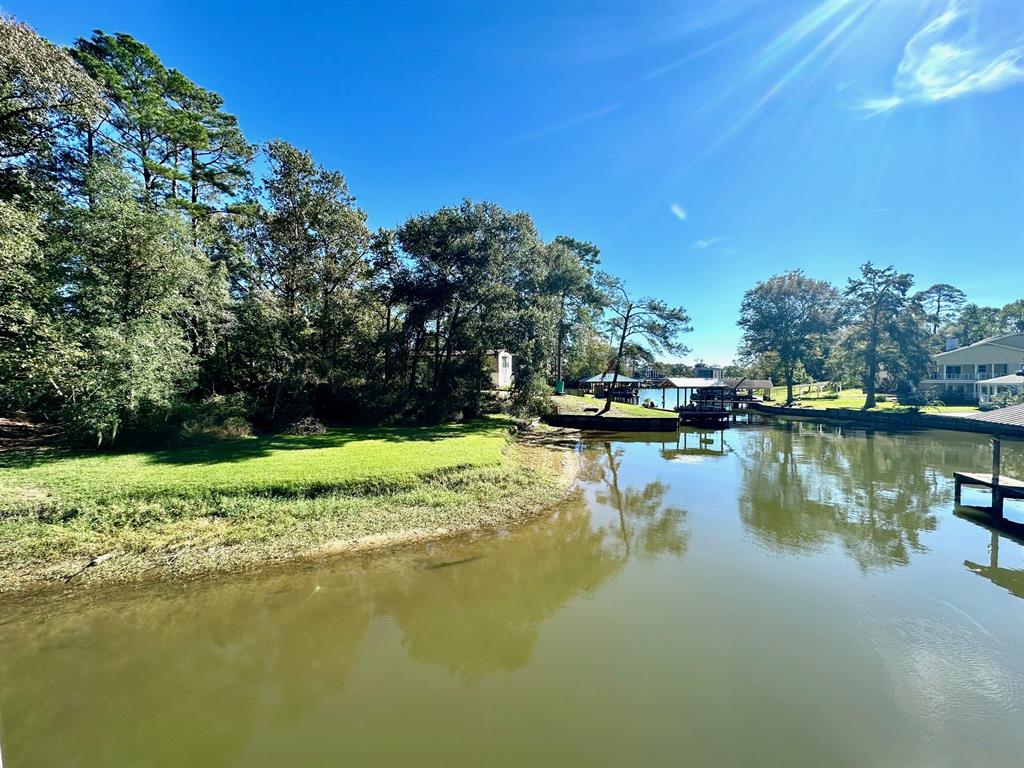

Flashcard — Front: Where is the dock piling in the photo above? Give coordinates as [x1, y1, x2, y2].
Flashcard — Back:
[953, 436, 1021, 518]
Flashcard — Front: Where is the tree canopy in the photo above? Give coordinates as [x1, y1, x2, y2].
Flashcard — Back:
[2, 15, 697, 444]
[843, 263, 930, 408]
[597, 275, 691, 414]
[738, 270, 840, 404]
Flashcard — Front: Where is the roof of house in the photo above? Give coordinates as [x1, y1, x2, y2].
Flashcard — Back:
[582, 373, 640, 384]
[933, 333, 1024, 358]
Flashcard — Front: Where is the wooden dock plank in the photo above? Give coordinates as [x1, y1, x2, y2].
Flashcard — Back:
[953, 472, 1024, 492]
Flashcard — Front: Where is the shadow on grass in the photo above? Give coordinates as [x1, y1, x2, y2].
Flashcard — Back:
[0, 419, 507, 470]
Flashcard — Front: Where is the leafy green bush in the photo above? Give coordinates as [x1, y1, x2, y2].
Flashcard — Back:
[285, 416, 327, 436]
[179, 394, 253, 440]
[509, 373, 553, 418]
[987, 390, 1024, 410]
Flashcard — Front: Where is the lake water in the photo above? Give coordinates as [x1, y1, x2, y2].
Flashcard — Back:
[1, 420, 1023, 766]
[638, 386, 690, 408]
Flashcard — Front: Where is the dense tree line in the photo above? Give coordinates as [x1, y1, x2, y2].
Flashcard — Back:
[736, 265, 1022, 406]
[1, 16, 690, 445]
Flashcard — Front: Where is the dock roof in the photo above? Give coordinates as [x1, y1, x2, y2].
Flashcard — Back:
[582, 373, 640, 384]
[977, 373, 1024, 386]
[963, 404, 1024, 428]
[650, 377, 773, 390]
[652, 377, 729, 389]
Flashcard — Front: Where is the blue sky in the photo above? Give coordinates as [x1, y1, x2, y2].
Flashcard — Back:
[7, 0, 1023, 363]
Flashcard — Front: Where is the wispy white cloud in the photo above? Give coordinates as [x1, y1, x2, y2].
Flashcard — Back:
[514, 102, 622, 142]
[670, 203, 688, 220]
[692, 236, 719, 249]
[861, 2, 1024, 115]
[634, 28, 745, 84]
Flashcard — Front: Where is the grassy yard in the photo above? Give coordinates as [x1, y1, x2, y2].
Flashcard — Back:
[0, 418, 571, 592]
[768, 386, 978, 413]
[553, 394, 678, 418]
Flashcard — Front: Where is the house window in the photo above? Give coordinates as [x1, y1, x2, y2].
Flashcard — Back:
[501, 356, 510, 370]
[945, 365, 960, 379]
[977, 364, 989, 378]
[994, 364, 1008, 376]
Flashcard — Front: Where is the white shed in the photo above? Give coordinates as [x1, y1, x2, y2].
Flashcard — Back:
[487, 349, 514, 389]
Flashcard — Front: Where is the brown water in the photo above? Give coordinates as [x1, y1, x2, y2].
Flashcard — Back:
[1, 420, 1023, 767]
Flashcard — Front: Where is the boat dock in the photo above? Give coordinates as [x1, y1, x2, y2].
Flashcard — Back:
[954, 473, 1024, 517]
[954, 437, 1024, 517]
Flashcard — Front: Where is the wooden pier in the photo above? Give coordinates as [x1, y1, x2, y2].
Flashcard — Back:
[953, 437, 1024, 517]
[954, 473, 1024, 517]
[677, 409, 733, 427]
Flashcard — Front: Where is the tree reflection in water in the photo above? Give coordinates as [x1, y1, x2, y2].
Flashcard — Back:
[737, 421, 978, 571]
[580, 441, 690, 559]
[368, 495, 625, 681]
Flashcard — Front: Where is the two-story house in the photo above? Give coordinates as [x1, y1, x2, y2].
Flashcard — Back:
[923, 333, 1024, 404]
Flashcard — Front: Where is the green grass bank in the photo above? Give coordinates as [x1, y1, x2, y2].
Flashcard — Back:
[0, 418, 577, 593]
[554, 394, 678, 418]
[768, 386, 979, 413]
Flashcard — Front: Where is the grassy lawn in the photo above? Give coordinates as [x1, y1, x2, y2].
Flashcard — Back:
[0, 418, 570, 591]
[553, 394, 677, 418]
[768, 386, 978, 413]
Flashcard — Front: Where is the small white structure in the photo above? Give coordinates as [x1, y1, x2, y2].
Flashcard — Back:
[487, 349, 514, 389]
[978, 371, 1024, 405]
[923, 333, 1024, 402]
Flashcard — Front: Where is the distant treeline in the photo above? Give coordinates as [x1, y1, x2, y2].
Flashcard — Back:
[731, 270, 1022, 405]
[3, 16, 692, 445]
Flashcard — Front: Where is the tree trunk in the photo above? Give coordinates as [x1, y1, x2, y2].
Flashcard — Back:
[432, 309, 443, 392]
[190, 148, 200, 247]
[171, 148, 178, 199]
[271, 379, 282, 420]
[556, 294, 566, 383]
[600, 307, 631, 415]
[785, 368, 795, 405]
[864, 329, 879, 409]
[407, 328, 424, 397]
[85, 126, 96, 208]
[864, 351, 877, 409]
[382, 303, 393, 386]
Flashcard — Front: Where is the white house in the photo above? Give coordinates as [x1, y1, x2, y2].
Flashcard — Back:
[487, 349, 514, 389]
[923, 333, 1024, 404]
